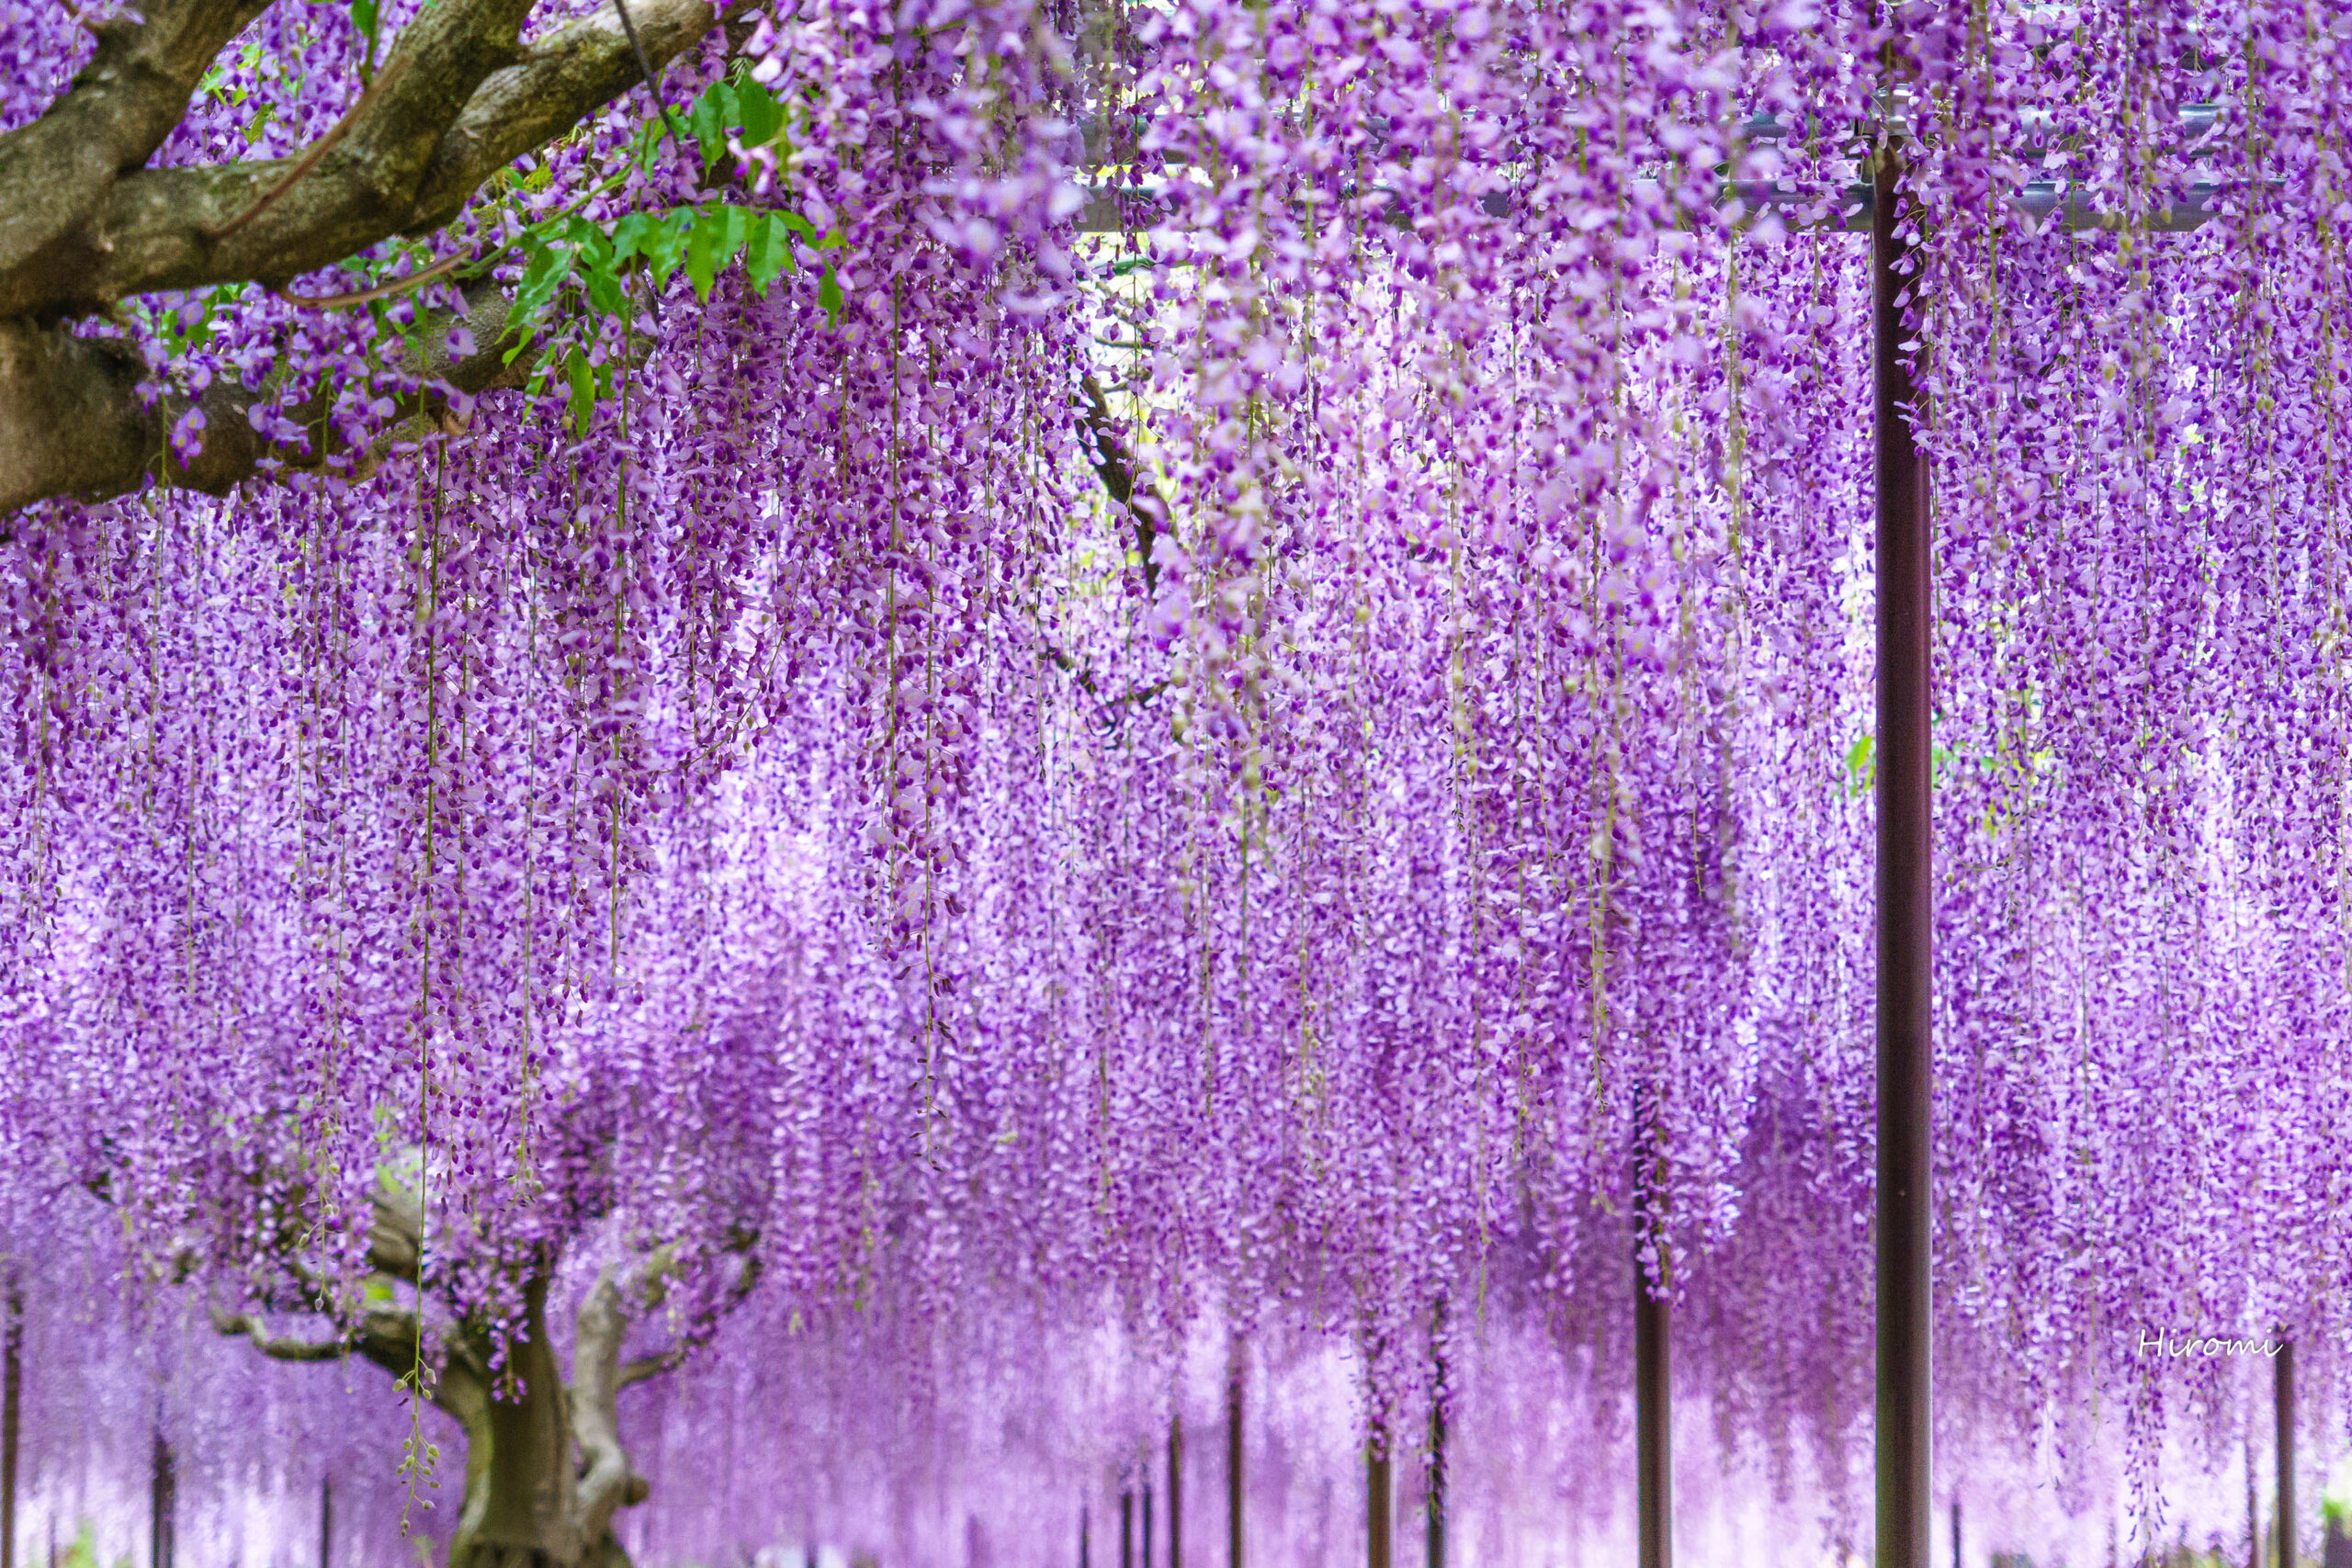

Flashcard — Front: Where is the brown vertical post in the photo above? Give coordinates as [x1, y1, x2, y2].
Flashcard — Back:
[1635, 1103, 1671, 1568]
[1367, 1427, 1392, 1568]
[2251, 1432, 2262, 1568]
[1122, 1483, 1135, 1568]
[149, 1429, 175, 1568]
[1169, 1416, 1182, 1568]
[1426, 1312, 1447, 1568]
[1634, 1259, 1670, 1568]
[2, 1280, 20, 1568]
[1143, 1473, 1155, 1568]
[319, 1475, 332, 1568]
[2278, 1341, 2297, 1568]
[1873, 120, 1935, 1568]
[1227, 1347, 1244, 1568]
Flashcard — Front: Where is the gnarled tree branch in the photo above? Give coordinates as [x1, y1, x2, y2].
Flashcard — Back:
[569, 1228, 760, 1540]
[0, 278, 537, 511]
[1078, 372, 1169, 593]
[0, 0, 723, 514]
[363, 1166, 426, 1283]
[0, 0, 279, 297]
[404, 0, 721, 234]
[209, 1307, 346, 1361]
[0, 0, 722, 318]
[570, 1264, 654, 1545]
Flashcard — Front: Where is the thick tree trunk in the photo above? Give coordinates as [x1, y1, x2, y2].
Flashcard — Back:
[200, 1175, 699, 1568]
[446, 1276, 634, 1568]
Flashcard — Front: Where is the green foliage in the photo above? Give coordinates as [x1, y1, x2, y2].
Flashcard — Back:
[243, 66, 842, 436]
[1930, 737, 1963, 791]
[59, 1524, 129, 1568]
[1841, 731, 1873, 799]
[201, 38, 282, 142]
[349, 0, 382, 81]
[681, 204, 752, 303]
[503, 200, 841, 432]
[1838, 723, 2040, 806]
[487, 68, 847, 432]
[128, 283, 247, 357]
[561, 346, 610, 438]
[673, 74, 791, 175]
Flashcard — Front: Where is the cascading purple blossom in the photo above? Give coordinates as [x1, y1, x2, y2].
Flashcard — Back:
[4, 0, 2351, 1561]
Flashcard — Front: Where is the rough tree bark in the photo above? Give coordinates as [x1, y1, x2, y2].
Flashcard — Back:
[209, 1171, 757, 1568]
[0, 0, 722, 513]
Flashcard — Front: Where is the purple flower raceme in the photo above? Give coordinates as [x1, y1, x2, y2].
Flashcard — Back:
[0, 0, 2346, 1561]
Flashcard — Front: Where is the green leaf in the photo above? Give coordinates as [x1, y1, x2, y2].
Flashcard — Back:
[641, 209, 695, 287]
[735, 80, 785, 150]
[564, 347, 595, 436]
[608, 212, 654, 266]
[686, 81, 738, 171]
[683, 204, 753, 303]
[817, 263, 843, 326]
[683, 226, 721, 304]
[772, 211, 844, 250]
[1842, 732, 1874, 798]
[564, 215, 614, 272]
[583, 263, 628, 320]
[507, 238, 578, 352]
[349, 0, 379, 58]
[575, 221, 626, 319]
[743, 212, 797, 296]
[710, 203, 753, 263]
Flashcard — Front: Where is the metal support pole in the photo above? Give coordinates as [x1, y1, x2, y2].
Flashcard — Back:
[1367, 1427, 1392, 1568]
[1143, 1475, 1154, 1568]
[2279, 1341, 2297, 1568]
[2251, 1433, 2262, 1568]
[1634, 1265, 1671, 1568]
[1169, 1416, 1182, 1568]
[148, 1430, 175, 1568]
[320, 1476, 332, 1568]
[1082, 1502, 1092, 1568]
[1873, 128, 1935, 1568]
[1227, 1348, 1244, 1568]
[1427, 1317, 1447, 1568]
[1635, 1109, 1671, 1568]
[1951, 1499, 1961, 1568]
[3, 1280, 20, 1568]
[1122, 1485, 1135, 1568]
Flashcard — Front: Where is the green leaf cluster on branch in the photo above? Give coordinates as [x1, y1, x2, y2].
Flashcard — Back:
[0, 0, 743, 511]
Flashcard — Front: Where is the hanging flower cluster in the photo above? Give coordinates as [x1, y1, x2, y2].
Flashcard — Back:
[3, 0, 2351, 1558]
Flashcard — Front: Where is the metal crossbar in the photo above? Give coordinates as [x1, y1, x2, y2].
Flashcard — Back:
[1076, 105, 2248, 234]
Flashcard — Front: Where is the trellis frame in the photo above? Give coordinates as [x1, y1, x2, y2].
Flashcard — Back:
[1070, 81, 2282, 1568]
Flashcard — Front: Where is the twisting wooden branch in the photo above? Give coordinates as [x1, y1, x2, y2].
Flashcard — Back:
[0, 0, 728, 512]
[208, 1309, 348, 1362]
[199, 53, 418, 244]
[570, 1230, 756, 1541]
[1078, 371, 1170, 595]
[0, 0, 281, 293]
